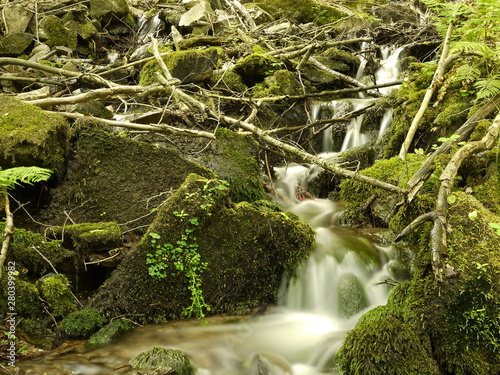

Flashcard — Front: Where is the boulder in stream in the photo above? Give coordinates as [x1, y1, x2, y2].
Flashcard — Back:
[89, 174, 315, 320]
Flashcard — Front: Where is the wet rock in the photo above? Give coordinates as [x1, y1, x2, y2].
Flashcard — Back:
[251, 352, 293, 375]
[0, 96, 70, 170]
[86, 318, 134, 349]
[18, 319, 58, 350]
[2, 3, 33, 34]
[0, 33, 34, 56]
[130, 347, 194, 374]
[337, 273, 368, 318]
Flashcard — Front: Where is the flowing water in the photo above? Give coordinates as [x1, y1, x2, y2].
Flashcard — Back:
[17, 46, 404, 375]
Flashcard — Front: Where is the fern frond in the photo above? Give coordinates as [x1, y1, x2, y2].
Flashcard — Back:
[0, 167, 53, 190]
[455, 64, 481, 82]
[450, 42, 493, 56]
[474, 76, 500, 101]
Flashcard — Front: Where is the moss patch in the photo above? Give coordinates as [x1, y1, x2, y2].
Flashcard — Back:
[0, 96, 70, 170]
[36, 273, 77, 317]
[130, 347, 193, 374]
[86, 318, 134, 349]
[59, 308, 106, 338]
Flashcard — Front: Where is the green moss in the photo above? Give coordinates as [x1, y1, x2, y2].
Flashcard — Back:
[130, 347, 193, 374]
[338, 304, 440, 375]
[0, 96, 70, 169]
[59, 308, 106, 338]
[253, 70, 304, 96]
[232, 52, 278, 87]
[253, 0, 349, 25]
[89, 174, 315, 321]
[37, 273, 77, 317]
[337, 273, 368, 318]
[339, 154, 432, 226]
[139, 47, 219, 86]
[49, 222, 121, 254]
[40, 15, 77, 49]
[0, 277, 44, 318]
[86, 318, 134, 349]
[0, 223, 73, 277]
[0, 33, 34, 55]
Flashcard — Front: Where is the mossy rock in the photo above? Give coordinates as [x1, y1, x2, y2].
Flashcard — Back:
[0, 277, 44, 318]
[49, 222, 121, 254]
[90, 0, 130, 21]
[338, 304, 440, 374]
[40, 122, 213, 227]
[0, 96, 70, 170]
[250, 0, 351, 25]
[186, 128, 266, 203]
[39, 15, 77, 49]
[59, 308, 106, 338]
[86, 318, 134, 349]
[36, 273, 77, 317]
[0, 33, 33, 56]
[0, 223, 74, 277]
[339, 192, 500, 374]
[139, 47, 219, 85]
[18, 318, 57, 350]
[255, 70, 304, 96]
[232, 52, 278, 87]
[130, 347, 193, 374]
[337, 273, 368, 318]
[89, 174, 315, 321]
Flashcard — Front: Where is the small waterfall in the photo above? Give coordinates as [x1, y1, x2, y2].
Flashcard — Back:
[311, 46, 403, 152]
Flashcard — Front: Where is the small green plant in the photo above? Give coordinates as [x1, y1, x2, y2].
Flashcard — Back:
[488, 223, 500, 236]
[146, 179, 229, 319]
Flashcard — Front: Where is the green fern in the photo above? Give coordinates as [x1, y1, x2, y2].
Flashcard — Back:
[474, 76, 500, 100]
[0, 167, 53, 190]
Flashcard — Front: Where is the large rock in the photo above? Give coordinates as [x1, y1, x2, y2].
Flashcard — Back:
[90, 0, 130, 21]
[39, 122, 213, 227]
[0, 96, 70, 170]
[90, 174, 315, 320]
[0, 33, 33, 56]
[2, 3, 33, 34]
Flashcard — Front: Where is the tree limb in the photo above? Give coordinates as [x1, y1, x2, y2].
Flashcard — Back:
[399, 21, 455, 160]
[0, 193, 13, 281]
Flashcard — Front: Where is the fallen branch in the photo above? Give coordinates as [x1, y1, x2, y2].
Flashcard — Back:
[399, 21, 455, 160]
[52, 111, 216, 139]
[406, 94, 500, 202]
[266, 37, 372, 58]
[431, 111, 500, 281]
[0, 193, 13, 281]
[26, 84, 159, 107]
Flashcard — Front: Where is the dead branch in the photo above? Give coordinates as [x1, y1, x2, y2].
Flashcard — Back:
[266, 37, 372, 58]
[431, 111, 500, 281]
[406, 94, 500, 202]
[53, 111, 217, 139]
[0, 193, 13, 281]
[25, 84, 159, 107]
[399, 21, 455, 160]
[395, 210, 441, 242]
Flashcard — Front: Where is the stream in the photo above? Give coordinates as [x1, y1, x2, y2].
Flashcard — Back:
[17, 47, 404, 375]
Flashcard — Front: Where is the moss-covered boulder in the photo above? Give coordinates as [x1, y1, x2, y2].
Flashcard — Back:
[232, 51, 278, 87]
[39, 15, 77, 49]
[59, 308, 106, 339]
[338, 192, 500, 374]
[86, 318, 134, 349]
[130, 347, 193, 374]
[139, 47, 219, 85]
[39, 122, 213, 227]
[36, 273, 77, 317]
[89, 174, 315, 321]
[0, 277, 44, 318]
[0, 96, 70, 170]
[186, 128, 266, 203]
[0, 33, 33, 56]
[337, 273, 368, 318]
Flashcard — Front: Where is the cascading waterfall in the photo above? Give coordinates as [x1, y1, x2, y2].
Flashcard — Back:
[311, 46, 403, 153]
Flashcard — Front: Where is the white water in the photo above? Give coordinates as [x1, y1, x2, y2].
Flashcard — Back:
[312, 46, 403, 152]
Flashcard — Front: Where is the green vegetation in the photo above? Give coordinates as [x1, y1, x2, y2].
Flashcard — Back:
[86, 319, 134, 348]
[59, 308, 106, 338]
[147, 180, 229, 319]
[37, 274, 77, 317]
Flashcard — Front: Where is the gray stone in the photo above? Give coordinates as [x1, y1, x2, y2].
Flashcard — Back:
[3, 3, 33, 34]
[179, 1, 214, 27]
[90, 0, 130, 21]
